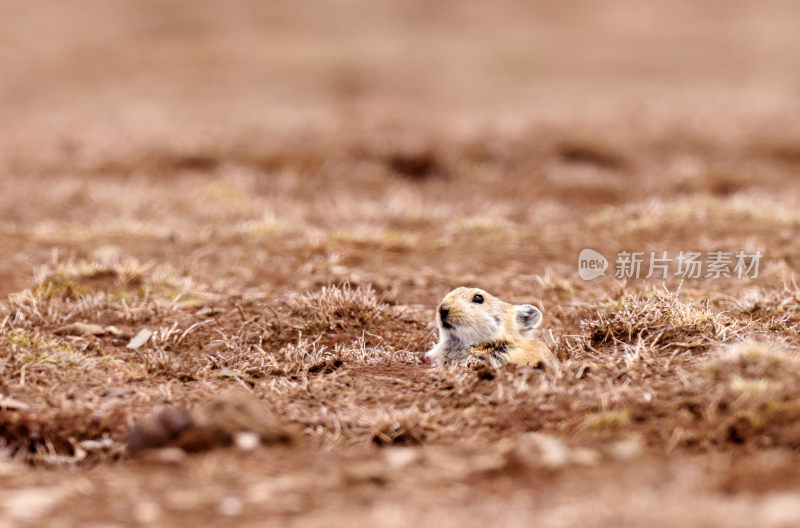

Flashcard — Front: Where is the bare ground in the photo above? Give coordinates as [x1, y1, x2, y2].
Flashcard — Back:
[3, 1, 800, 526]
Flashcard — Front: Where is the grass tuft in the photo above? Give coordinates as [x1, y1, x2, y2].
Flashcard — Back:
[584, 291, 744, 351]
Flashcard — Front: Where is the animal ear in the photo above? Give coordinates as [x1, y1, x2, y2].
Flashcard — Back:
[515, 304, 542, 331]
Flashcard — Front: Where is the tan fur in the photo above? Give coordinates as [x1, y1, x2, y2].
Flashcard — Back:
[425, 286, 552, 367]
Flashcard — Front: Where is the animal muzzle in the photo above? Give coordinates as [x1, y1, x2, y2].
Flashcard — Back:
[439, 306, 453, 329]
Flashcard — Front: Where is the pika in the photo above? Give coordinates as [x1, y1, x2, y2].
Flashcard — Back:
[425, 287, 551, 367]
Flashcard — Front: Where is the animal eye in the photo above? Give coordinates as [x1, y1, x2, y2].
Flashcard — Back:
[472, 294, 484, 304]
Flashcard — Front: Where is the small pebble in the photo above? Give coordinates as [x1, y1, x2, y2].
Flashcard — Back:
[127, 328, 153, 350]
[234, 431, 261, 452]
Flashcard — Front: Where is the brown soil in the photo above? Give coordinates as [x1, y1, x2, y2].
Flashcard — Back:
[3, 1, 800, 526]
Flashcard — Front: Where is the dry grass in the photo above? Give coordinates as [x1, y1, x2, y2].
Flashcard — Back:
[4, 196, 800, 527]
[3, 1, 800, 523]
[582, 290, 749, 351]
[284, 284, 388, 335]
[5, 265, 800, 461]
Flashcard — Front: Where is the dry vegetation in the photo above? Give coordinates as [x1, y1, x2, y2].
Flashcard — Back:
[3, 0, 800, 526]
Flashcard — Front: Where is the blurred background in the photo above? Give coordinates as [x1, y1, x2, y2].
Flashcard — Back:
[1, 0, 799, 300]
[2, 0, 799, 125]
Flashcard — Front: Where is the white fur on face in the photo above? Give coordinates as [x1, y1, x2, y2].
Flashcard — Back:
[447, 310, 499, 345]
[437, 288, 506, 346]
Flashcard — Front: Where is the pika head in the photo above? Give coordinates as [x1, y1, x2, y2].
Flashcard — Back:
[426, 287, 549, 367]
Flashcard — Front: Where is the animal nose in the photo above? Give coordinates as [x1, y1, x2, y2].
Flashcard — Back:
[439, 307, 449, 322]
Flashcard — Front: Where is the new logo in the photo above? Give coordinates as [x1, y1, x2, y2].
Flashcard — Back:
[578, 249, 608, 280]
